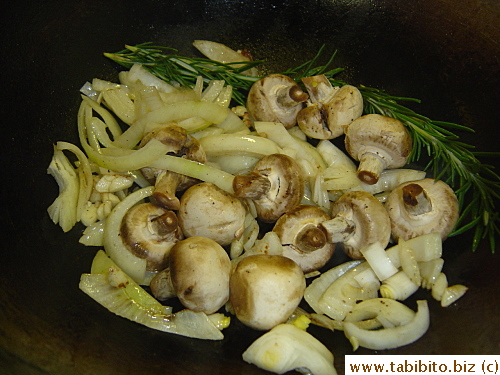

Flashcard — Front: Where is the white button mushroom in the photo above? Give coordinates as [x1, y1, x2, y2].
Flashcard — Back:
[272, 205, 336, 273]
[120, 202, 183, 271]
[384, 178, 459, 241]
[246, 74, 309, 129]
[178, 182, 246, 246]
[345, 114, 412, 185]
[319, 190, 392, 259]
[298, 75, 363, 139]
[229, 254, 306, 331]
[139, 124, 206, 210]
[232, 153, 304, 223]
[158, 236, 232, 314]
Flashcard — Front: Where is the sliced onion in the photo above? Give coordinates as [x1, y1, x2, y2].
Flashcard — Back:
[379, 271, 420, 300]
[242, 324, 337, 375]
[199, 133, 282, 158]
[103, 186, 154, 285]
[344, 298, 416, 328]
[304, 260, 362, 315]
[360, 242, 399, 281]
[343, 300, 430, 351]
[79, 220, 105, 246]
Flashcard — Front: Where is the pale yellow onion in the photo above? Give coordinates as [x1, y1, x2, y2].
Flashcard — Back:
[142, 100, 229, 126]
[102, 87, 136, 125]
[55, 141, 94, 223]
[344, 298, 416, 328]
[176, 116, 212, 133]
[127, 63, 178, 93]
[398, 237, 422, 286]
[215, 85, 233, 108]
[242, 323, 337, 375]
[316, 140, 358, 189]
[304, 260, 362, 315]
[441, 284, 468, 307]
[210, 154, 260, 175]
[190, 126, 225, 140]
[317, 261, 372, 321]
[88, 117, 117, 148]
[103, 186, 154, 285]
[200, 80, 225, 102]
[352, 267, 380, 300]
[80, 250, 225, 340]
[419, 258, 445, 289]
[47, 147, 79, 232]
[216, 110, 248, 133]
[199, 133, 282, 158]
[254, 122, 327, 177]
[380, 271, 419, 300]
[360, 242, 399, 281]
[159, 88, 198, 104]
[88, 139, 171, 172]
[79, 220, 105, 246]
[348, 169, 426, 196]
[193, 40, 258, 77]
[343, 300, 430, 351]
[149, 155, 235, 194]
[385, 233, 442, 268]
[431, 272, 448, 301]
[80, 95, 122, 139]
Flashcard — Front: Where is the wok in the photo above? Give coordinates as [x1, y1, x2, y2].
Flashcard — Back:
[1, 0, 499, 374]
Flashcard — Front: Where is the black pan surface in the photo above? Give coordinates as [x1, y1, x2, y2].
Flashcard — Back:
[1, 1, 499, 374]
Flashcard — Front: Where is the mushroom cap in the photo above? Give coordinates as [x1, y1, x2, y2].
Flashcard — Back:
[120, 202, 183, 271]
[243, 153, 305, 223]
[178, 182, 246, 246]
[273, 205, 336, 273]
[345, 114, 412, 182]
[327, 190, 391, 259]
[169, 236, 231, 314]
[229, 254, 306, 330]
[385, 178, 459, 241]
[246, 74, 308, 129]
[149, 267, 176, 301]
[297, 83, 363, 140]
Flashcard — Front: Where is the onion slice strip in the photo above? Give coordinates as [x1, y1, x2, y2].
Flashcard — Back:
[343, 300, 430, 351]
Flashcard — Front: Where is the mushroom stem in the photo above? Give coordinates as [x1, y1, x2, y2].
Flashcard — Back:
[149, 210, 179, 236]
[357, 153, 386, 185]
[296, 224, 328, 252]
[402, 183, 432, 215]
[152, 170, 182, 210]
[319, 216, 356, 243]
[232, 172, 271, 199]
[277, 85, 308, 107]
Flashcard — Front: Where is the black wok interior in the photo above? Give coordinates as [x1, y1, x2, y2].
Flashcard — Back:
[1, 0, 499, 374]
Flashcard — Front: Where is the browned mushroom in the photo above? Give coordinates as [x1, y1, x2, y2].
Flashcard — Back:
[120, 202, 183, 271]
[385, 178, 459, 241]
[272, 205, 336, 273]
[150, 236, 232, 314]
[246, 74, 308, 129]
[229, 254, 306, 330]
[139, 124, 206, 210]
[298, 75, 363, 139]
[232, 153, 305, 223]
[319, 190, 391, 259]
[177, 182, 246, 246]
[345, 114, 412, 185]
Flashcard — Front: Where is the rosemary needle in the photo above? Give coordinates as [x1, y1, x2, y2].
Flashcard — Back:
[105, 43, 499, 252]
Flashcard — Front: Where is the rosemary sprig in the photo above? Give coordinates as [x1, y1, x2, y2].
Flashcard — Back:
[105, 43, 499, 252]
[104, 43, 261, 106]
